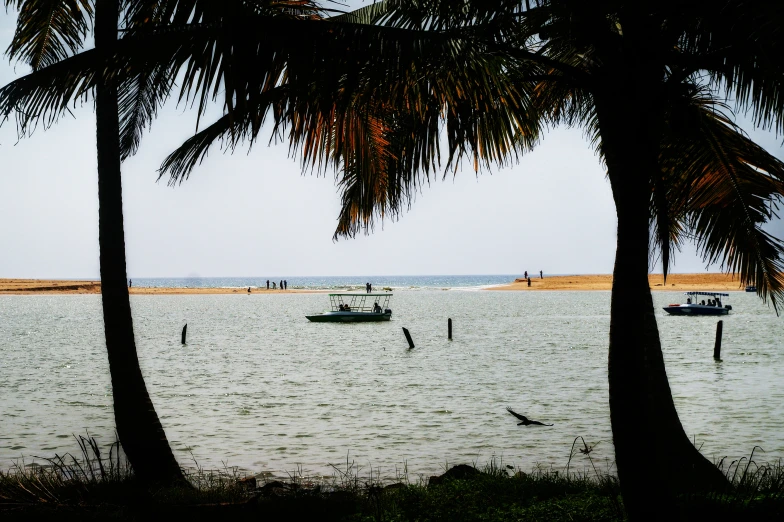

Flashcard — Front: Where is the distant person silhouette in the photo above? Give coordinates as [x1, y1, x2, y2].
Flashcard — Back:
[266, 280, 269, 290]
[280, 280, 284, 291]
[540, 270, 543, 279]
[527, 277, 531, 287]
[284, 280, 287, 290]
[129, 279, 132, 288]
[272, 282, 276, 289]
[247, 287, 251, 293]
[524, 271, 528, 279]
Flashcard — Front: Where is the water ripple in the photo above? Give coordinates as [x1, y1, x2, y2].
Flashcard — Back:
[1, 291, 782, 481]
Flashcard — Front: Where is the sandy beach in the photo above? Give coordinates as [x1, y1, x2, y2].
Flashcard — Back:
[0, 273, 751, 294]
[488, 273, 749, 291]
[0, 279, 324, 295]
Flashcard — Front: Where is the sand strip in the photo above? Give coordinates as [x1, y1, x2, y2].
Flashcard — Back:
[0, 279, 325, 295]
[487, 273, 749, 291]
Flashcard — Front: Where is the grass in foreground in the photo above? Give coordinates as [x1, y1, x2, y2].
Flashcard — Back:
[2, 438, 784, 521]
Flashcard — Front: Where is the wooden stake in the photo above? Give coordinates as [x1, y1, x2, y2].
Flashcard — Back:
[181, 324, 187, 345]
[713, 320, 723, 360]
[448, 318, 452, 340]
[402, 327, 415, 349]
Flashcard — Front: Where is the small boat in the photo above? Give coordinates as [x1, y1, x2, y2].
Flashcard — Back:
[306, 293, 392, 322]
[745, 285, 757, 292]
[663, 291, 732, 316]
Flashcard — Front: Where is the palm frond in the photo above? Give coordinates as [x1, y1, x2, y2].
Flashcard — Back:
[5, 0, 93, 70]
[327, 55, 539, 238]
[0, 47, 98, 133]
[158, 113, 235, 183]
[328, 0, 390, 24]
[373, 0, 526, 32]
[659, 95, 784, 307]
[650, 169, 684, 281]
[158, 86, 289, 183]
[673, 1, 784, 134]
[124, 0, 323, 28]
[332, 107, 398, 239]
[118, 64, 175, 160]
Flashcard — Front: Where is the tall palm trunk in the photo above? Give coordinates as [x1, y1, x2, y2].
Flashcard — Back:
[95, 0, 184, 485]
[595, 79, 728, 518]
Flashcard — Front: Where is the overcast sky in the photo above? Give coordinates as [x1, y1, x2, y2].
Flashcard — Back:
[1, 4, 783, 279]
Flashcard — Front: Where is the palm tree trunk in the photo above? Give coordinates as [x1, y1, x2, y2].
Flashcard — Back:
[595, 84, 728, 519]
[95, 0, 184, 485]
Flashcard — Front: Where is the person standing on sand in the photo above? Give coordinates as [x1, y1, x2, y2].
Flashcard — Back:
[266, 280, 269, 290]
[527, 277, 531, 287]
[247, 287, 251, 293]
[540, 270, 543, 279]
[280, 280, 283, 291]
[524, 271, 528, 279]
[284, 280, 287, 290]
[129, 279, 132, 288]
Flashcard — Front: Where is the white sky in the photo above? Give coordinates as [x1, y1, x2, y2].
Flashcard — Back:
[1, 4, 783, 279]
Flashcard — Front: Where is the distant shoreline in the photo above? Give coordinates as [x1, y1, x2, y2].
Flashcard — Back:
[488, 273, 747, 291]
[0, 279, 325, 295]
[0, 273, 750, 294]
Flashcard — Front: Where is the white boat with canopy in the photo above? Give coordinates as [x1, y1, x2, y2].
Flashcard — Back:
[663, 291, 732, 316]
[306, 293, 392, 322]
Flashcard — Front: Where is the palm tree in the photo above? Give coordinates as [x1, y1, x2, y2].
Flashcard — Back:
[94, 0, 186, 484]
[295, 2, 784, 517]
[3, 0, 184, 484]
[517, 4, 784, 516]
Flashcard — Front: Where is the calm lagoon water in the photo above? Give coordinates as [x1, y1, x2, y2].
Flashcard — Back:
[1, 290, 783, 481]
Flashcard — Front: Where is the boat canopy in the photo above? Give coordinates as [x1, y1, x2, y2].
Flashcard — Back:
[684, 291, 729, 297]
[328, 293, 392, 297]
[327, 293, 392, 313]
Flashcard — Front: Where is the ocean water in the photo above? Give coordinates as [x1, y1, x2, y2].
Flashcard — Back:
[1, 289, 782, 481]
[129, 275, 521, 291]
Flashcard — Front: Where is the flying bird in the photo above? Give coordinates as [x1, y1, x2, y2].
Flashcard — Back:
[506, 407, 553, 426]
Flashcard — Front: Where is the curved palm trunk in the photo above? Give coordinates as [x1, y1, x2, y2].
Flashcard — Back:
[595, 84, 728, 519]
[95, 0, 184, 485]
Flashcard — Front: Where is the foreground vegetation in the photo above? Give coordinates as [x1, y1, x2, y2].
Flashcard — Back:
[2, 438, 784, 521]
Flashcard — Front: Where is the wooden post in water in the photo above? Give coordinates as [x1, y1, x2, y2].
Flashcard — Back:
[402, 327, 415, 349]
[181, 324, 187, 345]
[448, 318, 452, 340]
[713, 320, 723, 360]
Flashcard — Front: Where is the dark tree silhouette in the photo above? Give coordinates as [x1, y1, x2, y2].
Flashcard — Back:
[2, 0, 187, 484]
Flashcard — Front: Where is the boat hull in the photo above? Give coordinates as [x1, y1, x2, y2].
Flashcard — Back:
[663, 305, 729, 316]
[306, 312, 392, 323]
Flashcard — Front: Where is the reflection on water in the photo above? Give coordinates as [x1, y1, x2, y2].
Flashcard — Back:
[1, 291, 783, 480]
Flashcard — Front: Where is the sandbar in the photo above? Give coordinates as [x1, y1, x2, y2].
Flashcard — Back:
[0, 273, 752, 294]
[0, 279, 324, 295]
[488, 273, 749, 292]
